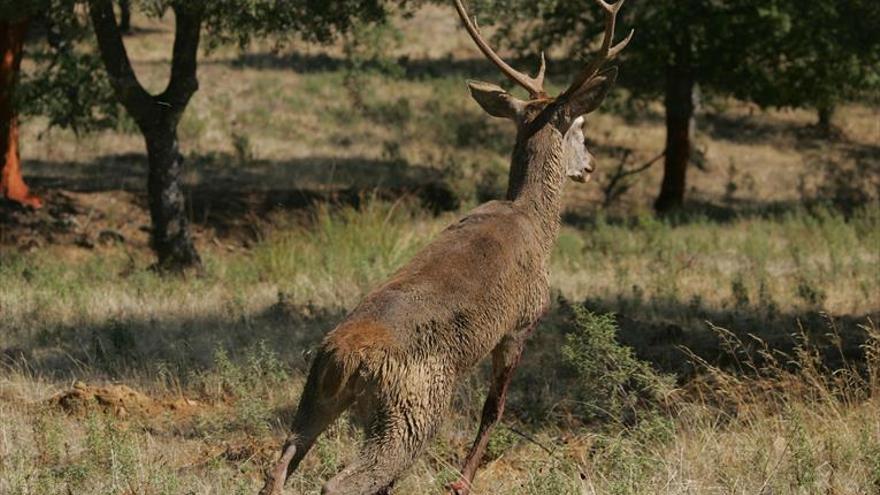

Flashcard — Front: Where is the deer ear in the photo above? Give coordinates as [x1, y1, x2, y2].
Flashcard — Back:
[467, 80, 526, 120]
[565, 67, 618, 118]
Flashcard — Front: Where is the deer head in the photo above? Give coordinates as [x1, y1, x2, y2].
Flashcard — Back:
[454, 0, 632, 189]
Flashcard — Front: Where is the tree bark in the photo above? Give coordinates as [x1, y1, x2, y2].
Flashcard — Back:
[90, 0, 202, 271]
[0, 19, 42, 208]
[654, 38, 696, 214]
[817, 104, 834, 131]
[144, 124, 200, 269]
[118, 0, 131, 34]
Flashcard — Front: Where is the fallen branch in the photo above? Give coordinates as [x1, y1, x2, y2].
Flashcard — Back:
[503, 425, 554, 455]
[603, 149, 665, 207]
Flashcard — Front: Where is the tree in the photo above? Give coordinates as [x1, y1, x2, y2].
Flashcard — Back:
[88, 1, 204, 270]
[483, 0, 879, 212]
[1, 1, 115, 209]
[87, 0, 387, 271]
[0, 17, 40, 207]
[730, 1, 880, 131]
[118, 0, 131, 34]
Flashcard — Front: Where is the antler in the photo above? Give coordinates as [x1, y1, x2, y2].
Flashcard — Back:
[561, 0, 634, 98]
[452, 0, 546, 98]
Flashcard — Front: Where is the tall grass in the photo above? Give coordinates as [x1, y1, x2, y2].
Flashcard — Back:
[222, 197, 445, 306]
[554, 204, 879, 316]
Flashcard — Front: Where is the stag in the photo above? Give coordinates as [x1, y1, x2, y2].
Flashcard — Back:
[260, 1, 632, 493]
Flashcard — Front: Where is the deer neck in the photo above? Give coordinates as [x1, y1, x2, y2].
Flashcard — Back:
[506, 130, 565, 255]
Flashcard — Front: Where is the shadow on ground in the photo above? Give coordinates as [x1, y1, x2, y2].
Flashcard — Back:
[562, 198, 817, 227]
[3, 289, 875, 428]
[1, 297, 347, 382]
[1, 153, 459, 248]
[22, 153, 449, 198]
[504, 294, 877, 423]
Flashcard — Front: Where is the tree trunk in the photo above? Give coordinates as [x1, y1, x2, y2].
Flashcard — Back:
[144, 124, 200, 270]
[118, 0, 131, 34]
[90, 0, 202, 271]
[0, 19, 41, 208]
[654, 42, 695, 213]
[817, 104, 834, 130]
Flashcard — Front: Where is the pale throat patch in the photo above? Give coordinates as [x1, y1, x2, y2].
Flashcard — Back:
[562, 116, 593, 182]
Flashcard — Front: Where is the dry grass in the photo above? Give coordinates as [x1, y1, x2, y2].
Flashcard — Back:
[2, 5, 879, 495]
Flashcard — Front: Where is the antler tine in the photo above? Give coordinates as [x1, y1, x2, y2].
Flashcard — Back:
[561, 0, 633, 99]
[535, 51, 546, 89]
[452, 0, 546, 98]
[595, 0, 621, 52]
[607, 29, 634, 60]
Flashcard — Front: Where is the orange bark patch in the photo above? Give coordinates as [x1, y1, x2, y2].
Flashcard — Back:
[0, 19, 41, 209]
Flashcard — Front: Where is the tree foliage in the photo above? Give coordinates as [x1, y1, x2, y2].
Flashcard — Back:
[134, 0, 389, 50]
[734, 1, 880, 113]
[473, 0, 880, 210]
[3, 0, 394, 136]
[481, 0, 880, 107]
[482, 0, 790, 98]
[0, 1, 117, 134]
[20, 5, 118, 133]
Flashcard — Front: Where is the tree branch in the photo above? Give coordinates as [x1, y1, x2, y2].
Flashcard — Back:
[159, 2, 203, 121]
[88, 0, 152, 124]
[603, 150, 665, 207]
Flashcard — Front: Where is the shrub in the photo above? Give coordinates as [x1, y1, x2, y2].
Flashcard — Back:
[561, 307, 674, 423]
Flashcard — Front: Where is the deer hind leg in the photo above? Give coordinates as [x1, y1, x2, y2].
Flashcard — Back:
[260, 352, 358, 495]
[448, 330, 532, 495]
[322, 396, 444, 495]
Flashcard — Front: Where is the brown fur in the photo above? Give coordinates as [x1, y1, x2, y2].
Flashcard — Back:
[324, 320, 398, 356]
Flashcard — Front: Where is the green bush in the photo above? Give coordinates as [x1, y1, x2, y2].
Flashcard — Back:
[561, 307, 673, 423]
[196, 342, 290, 435]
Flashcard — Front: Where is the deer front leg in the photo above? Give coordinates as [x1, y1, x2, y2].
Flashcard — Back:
[448, 330, 531, 495]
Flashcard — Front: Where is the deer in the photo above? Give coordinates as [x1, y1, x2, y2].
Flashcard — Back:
[260, 1, 632, 494]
